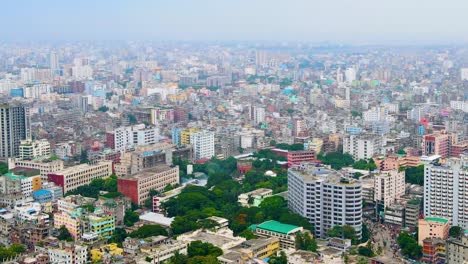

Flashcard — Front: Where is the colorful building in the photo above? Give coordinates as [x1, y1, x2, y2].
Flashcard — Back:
[90, 243, 123, 262]
[180, 128, 200, 145]
[87, 214, 115, 238]
[422, 238, 446, 264]
[418, 217, 450, 245]
[250, 220, 303, 249]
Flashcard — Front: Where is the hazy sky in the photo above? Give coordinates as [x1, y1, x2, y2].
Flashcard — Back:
[2, 0, 468, 44]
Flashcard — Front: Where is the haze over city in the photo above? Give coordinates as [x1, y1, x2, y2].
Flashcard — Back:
[0, 1, 467, 264]
[2, 0, 468, 44]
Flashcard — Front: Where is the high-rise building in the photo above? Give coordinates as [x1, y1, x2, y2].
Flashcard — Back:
[460, 68, 468, 81]
[373, 170, 405, 208]
[0, 104, 30, 159]
[288, 164, 362, 238]
[50, 51, 59, 72]
[249, 106, 265, 125]
[424, 155, 468, 229]
[190, 131, 215, 160]
[79, 96, 89, 113]
[345, 67, 356, 83]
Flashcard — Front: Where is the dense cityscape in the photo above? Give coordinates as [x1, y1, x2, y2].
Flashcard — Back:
[0, 1, 468, 264]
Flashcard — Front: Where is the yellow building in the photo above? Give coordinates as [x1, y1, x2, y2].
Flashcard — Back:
[90, 243, 123, 263]
[181, 128, 200, 145]
[88, 214, 116, 239]
[218, 237, 280, 263]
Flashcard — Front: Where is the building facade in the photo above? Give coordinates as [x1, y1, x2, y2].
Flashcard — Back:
[424, 155, 468, 229]
[374, 170, 405, 208]
[190, 131, 215, 160]
[118, 165, 179, 205]
[47, 161, 113, 193]
[288, 164, 362, 238]
[0, 104, 30, 159]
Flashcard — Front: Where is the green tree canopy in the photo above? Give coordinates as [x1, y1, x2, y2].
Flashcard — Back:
[57, 225, 73, 241]
[128, 225, 168, 238]
[397, 232, 422, 260]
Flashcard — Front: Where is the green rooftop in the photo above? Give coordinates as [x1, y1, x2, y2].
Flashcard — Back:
[425, 217, 449, 224]
[255, 220, 300, 235]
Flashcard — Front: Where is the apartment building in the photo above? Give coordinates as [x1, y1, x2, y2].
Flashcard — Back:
[446, 235, 468, 264]
[374, 170, 405, 208]
[114, 143, 173, 176]
[423, 132, 449, 158]
[423, 155, 468, 228]
[48, 244, 88, 264]
[47, 161, 113, 193]
[190, 131, 215, 160]
[288, 164, 362, 239]
[343, 133, 383, 160]
[118, 165, 179, 205]
[0, 104, 30, 159]
[418, 217, 450, 245]
[251, 220, 303, 250]
[111, 124, 159, 152]
[19, 139, 51, 160]
[0, 170, 42, 197]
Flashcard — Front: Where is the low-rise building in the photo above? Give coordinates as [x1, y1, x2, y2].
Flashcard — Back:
[9, 158, 64, 182]
[250, 220, 303, 249]
[47, 161, 113, 193]
[90, 243, 123, 263]
[238, 188, 273, 207]
[288, 250, 321, 264]
[218, 237, 279, 264]
[118, 165, 179, 205]
[422, 237, 446, 264]
[47, 243, 88, 264]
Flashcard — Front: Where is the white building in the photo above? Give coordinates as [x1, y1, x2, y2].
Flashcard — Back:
[343, 134, 383, 160]
[19, 139, 51, 160]
[461, 68, 468, 81]
[288, 164, 362, 238]
[14, 202, 50, 224]
[424, 155, 468, 229]
[450, 101, 468, 113]
[363, 106, 389, 122]
[9, 158, 64, 182]
[190, 131, 215, 160]
[345, 67, 356, 83]
[113, 124, 159, 152]
[249, 106, 265, 125]
[373, 170, 405, 208]
[48, 244, 88, 264]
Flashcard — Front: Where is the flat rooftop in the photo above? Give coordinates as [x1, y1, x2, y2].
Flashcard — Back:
[252, 220, 301, 235]
[425, 217, 449, 224]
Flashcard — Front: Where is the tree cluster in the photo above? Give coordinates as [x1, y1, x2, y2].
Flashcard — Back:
[404, 165, 424, 185]
[397, 232, 422, 260]
[318, 152, 354, 170]
[65, 174, 119, 199]
[352, 159, 377, 171]
[167, 241, 223, 264]
[0, 244, 26, 262]
[326, 225, 358, 245]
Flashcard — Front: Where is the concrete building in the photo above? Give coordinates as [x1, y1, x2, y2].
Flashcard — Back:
[112, 124, 159, 152]
[0, 104, 30, 159]
[237, 188, 273, 207]
[421, 238, 446, 264]
[424, 155, 468, 229]
[218, 237, 280, 264]
[48, 243, 88, 264]
[447, 235, 468, 264]
[343, 134, 383, 160]
[19, 139, 51, 160]
[190, 131, 215, 160]
[423, 132, 450, 158]
[114, 143, 173, 176]
[118, 165, 179, 205]
[250, 220, 303, 249]
[374, 170, 405, 208]
[418, 217, 450, 245]
[0, 170, 42, 197]
[9, 158, 64, 182]
[288, 164, 362, 238]
[47, 161, 113, 194]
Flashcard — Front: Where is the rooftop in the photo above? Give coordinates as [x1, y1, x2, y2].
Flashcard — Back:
[254, 220, 301, 235]
[425, 217, 449, 224]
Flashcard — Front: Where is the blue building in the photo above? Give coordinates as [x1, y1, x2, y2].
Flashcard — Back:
[32, 189, 53, 203]
[10, 88, 24, 97]
[172, 127, 182, 146]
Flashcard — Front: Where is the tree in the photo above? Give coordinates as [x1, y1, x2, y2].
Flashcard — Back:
[327, 225, 358, 245]
[187, 241, 223, 258]
[239, 229, 256, 240]
[98, 106, 109, 112]
[0, 162, 8, 175]
[358, 245, 374, 257]
[128, 114, 137, 124]
[295, 232, 317, 252]
[187, 256, 219, 264]
[168, 252, 188, 264]
[268, 251, 287, 264]
[318, 152, 354, 170]
[361, 223, 370, 243]
[128, 225, 168, 238]
[397, 232, 422, 259]
[57, 225, 73, 241]
[449, 226, 463, 238]
[405, 165, 424, 185]
[124, 210, 140, 227]
[171, 216, 200, 235]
